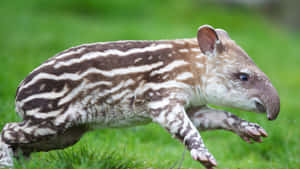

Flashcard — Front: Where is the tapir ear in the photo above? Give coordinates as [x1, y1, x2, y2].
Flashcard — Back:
[215, 28, 230, 39]
[197, 25, 224, 55]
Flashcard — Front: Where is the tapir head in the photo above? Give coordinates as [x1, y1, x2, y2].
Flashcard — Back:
[197, 25, 280, 120]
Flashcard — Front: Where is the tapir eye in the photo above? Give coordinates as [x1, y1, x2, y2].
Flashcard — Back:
[238, 73, 249, 81]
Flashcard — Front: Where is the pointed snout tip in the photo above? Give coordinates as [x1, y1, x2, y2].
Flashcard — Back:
[267, 104, 280, 121]
[267, 114, 277, 121]
[263, 86, 280, 121]
[255, 98, 280, 121]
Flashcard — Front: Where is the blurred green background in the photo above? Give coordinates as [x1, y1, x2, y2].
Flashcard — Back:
[0, 0, 299, 168]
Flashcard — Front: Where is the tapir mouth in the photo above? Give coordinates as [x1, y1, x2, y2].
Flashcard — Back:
[254, 94, 280, 121]
[255, 100, 266, 113]
[252, 94, 280, 121]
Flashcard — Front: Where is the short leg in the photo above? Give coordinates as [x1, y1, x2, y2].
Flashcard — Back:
[0, 120, 87, 168]
[187, 106, 268, 143]
[148, 94, 217, 169]
[0, 138, 13, 168]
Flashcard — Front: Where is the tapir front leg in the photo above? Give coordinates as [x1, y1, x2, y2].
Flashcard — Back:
[187, 106, 268, 143]
[148, 94, 217, 169]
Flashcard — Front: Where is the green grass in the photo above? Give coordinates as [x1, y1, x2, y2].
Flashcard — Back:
[0, 0, 299, 168]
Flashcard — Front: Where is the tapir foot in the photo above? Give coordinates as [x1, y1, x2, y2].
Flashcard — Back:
[0, 139, 13, 168]
[190, 148, 217, 169]
[236, 121, 268, 143]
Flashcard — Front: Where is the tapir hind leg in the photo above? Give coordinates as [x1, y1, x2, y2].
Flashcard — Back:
[0, 120, 88, 167]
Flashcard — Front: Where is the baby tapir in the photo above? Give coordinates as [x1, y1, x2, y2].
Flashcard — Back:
[0, 25, 280, 168]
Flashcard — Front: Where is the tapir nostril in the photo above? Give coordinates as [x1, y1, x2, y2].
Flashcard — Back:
[255, 100, 266, 113]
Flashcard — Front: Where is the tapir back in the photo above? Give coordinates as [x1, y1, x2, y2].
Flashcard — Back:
[14, 39, 200, 126]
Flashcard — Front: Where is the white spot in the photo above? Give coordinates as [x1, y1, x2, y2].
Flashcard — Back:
[48, 103, 53, 109]
[148, 55, 153, 60]
[134, 57, 143, 63]
[39, 84, 46, 91]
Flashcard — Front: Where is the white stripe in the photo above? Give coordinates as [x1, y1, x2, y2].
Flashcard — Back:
[79, 79, 134, 106]
[39, 60, 56, 69]
[58, 80, 87, 106]
[54, 44, 172, 69]
[162, 74, 169, 80]
[26, 108, 63, 119]
[34, 128, 56, 136]
[150, 60, 188, 76]
[21, 85, 69, 103]
[176, 72, 193, 81]
[27, 60, 56, 77]
[191, 48, 200, 52]
[58, 80, 113, 106]
[174, 40, 185, 45]
[179, 49, 189, 53]
[154, 109, 168, 124]
[54, 107, 73, 126]
[142, 80, 190, 94]
[54, 52, 99, 68]
[31, 48, 86, 72]
[55, 47, 86, 59]
[167, 111, 177, 122]
[20, 62, 163, 91]
[111, 89, 131, 101]
[124, 79, 135, 86]
[98, 81, 124, 97]
[148, 97, 170, 109]
[196, 53, 205, 58]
